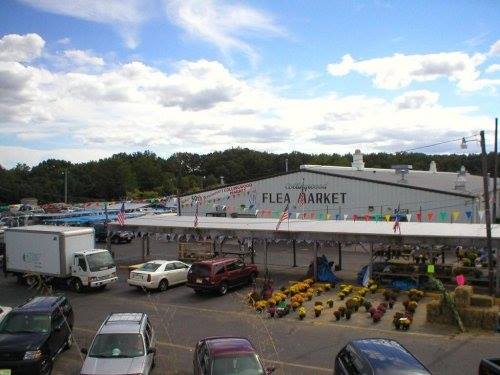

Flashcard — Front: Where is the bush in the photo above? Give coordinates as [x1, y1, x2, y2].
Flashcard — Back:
[334, 310, 341, 321]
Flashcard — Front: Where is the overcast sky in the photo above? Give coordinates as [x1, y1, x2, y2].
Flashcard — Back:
[0, 0, 499, 168]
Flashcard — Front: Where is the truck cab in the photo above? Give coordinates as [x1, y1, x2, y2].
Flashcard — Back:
[70, 249, 118, 293]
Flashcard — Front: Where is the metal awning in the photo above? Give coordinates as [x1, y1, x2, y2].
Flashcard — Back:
[109, 214, 500, 247]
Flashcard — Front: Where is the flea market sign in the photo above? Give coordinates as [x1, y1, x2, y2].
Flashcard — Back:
[262, 181, 347, 205]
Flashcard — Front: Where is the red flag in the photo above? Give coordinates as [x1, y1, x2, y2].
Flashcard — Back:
[416, 212, 422, 222]
[116, 203, 125, 226]
[276, 204, 290, 231]
[364, 214, 370, 221]
[353, 214, 358, 222]
[427, 211, 434, 221]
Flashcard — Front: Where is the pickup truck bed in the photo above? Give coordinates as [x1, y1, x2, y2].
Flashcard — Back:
[479, 358, 500, 375]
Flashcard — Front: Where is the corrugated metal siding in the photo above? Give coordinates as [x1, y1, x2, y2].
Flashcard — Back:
[180, 171, 477, 223]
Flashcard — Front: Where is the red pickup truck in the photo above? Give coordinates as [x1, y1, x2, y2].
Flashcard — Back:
[187, 257, 258, 295]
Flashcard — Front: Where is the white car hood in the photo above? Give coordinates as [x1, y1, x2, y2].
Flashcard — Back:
[81, 356, 147, 375]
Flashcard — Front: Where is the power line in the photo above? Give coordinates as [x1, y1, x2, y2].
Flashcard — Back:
[398, 134, 480, 154]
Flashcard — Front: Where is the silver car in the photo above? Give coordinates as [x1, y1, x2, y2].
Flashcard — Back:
[80, 313, 156, 375]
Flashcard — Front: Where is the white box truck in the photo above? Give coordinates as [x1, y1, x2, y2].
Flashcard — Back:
[5, 225, 118, 292]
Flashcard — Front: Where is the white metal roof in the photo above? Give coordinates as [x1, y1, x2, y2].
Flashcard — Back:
[300, 165, 487, 197]
[5, 225, 93, 235]
[109, 214, 500, 246]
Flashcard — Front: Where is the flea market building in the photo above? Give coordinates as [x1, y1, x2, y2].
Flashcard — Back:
[179, 151, 490, 224]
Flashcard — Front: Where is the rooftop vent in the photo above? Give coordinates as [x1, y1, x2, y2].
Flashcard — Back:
[455, 166, 467, 191]
[351, 149, 365, 171]
[429, 161, 437, 173]
[391, 164, 413, 183]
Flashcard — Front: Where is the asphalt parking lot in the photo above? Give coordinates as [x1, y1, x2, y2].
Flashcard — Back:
[1, 238, 499, 374]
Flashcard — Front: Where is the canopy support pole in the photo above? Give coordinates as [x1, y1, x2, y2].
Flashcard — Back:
[338, 242, 342, 271]
[141, 235, 146, 262]
[292, 239, 297, 267]
[314, 241, 319, 281]
[265, 239, 269, 280]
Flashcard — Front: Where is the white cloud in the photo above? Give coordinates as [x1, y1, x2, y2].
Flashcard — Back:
[165, 0, 285, 62]
[57, 37, 70, 45]
[63, 49, 104, 66]
[327, 52, 493, 91]
[393, 90, 439, 110]
[489, 40, 500, 55]
[0, 33, 490, 168]
[486, 64, 500, 74]
[0, 33, 45, 62]
[17, 0, 153, 48]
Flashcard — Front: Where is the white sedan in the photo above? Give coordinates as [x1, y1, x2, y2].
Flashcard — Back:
[127, 260, 190, 291]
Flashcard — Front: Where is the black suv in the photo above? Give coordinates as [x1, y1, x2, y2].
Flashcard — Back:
[94, 223, 133, 244]
[0, 296, 74, 375]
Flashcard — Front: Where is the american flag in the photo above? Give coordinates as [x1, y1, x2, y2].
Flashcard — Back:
[393, 212, 401, 234]
[117, 202, 125, 226]
[297, 180, 306, 206]
[275, 203, 290, 231]
[194, 199, 200, 228]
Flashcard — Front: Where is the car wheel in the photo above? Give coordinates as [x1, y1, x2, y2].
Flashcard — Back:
[40, 358, 53, 375]
[72, 279, 84, 293]
[218, 282, 228, 296]
[248, 273, 257, 285]
[64, 334, 72, 350]
[158, 279, 169, 292]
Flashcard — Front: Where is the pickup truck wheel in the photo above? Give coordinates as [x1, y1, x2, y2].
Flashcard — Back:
[40, 358, 53, 375]
[72, 279, 84, 293]
[218, 282, 228, 296]
[158, 279, 169, 292]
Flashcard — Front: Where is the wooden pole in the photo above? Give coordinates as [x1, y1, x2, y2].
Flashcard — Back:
[480, 130, 494, 295]
[313, 241, 319, 281]
[338, 242, 342, 270]
[292, 239, 297, 267]
[494, 117, 498, 221]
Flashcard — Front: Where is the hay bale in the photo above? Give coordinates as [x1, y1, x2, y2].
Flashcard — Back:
[470, 294, 494, 308]
[426, 300, 442, 322]
[454, 285, 473, 307]
[480, 308, 499, 330]
[458, 307, 484, 328]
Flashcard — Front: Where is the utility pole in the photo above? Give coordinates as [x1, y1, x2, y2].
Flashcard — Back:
[496, 117, 500, 297]
[480, 130, 494, 295]
[63, 169, 68, 204]
[494, 118, 498, 221]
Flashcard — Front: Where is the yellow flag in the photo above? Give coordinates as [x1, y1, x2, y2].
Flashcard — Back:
[452, 211, 460, 221]
[384, 214, 391, 222]
[326, 213, 332, 220]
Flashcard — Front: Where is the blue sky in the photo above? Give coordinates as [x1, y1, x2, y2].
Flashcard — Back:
[0, 0, 499, 168]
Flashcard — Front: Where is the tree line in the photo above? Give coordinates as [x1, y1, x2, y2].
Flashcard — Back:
[0, 148, 496, 205]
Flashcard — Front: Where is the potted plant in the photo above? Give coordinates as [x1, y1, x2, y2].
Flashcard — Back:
[363, 301, 372, 312]
[327, 299, 334, 308]
[338, 292, 346, 300]
[370, 284, 378, 294]
[306, 292, 313, 301]
[338, 306, 347, 317]
[407, 301, 418, 313]
[345, 308, 352, 320]
[268, 306, 277, 318]
[298, 307, 306, 320]
[334, 310, 341, 321]
[388, 301, 395, 309]
[314, 305, 323, 317]
[291, 302, 300, 311]
[372, 311, 382, 323]
[324, 283, 331, 291]
[314, 301, 324, 307]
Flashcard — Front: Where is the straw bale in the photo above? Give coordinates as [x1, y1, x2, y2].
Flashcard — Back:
[454, 285, 473, 307]
[470, 294, 494, 308]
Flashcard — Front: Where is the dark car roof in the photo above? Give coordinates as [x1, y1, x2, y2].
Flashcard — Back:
[350, 339, 431, 375]
[205, 337, 256, 357]
[16, 296, 66, 313]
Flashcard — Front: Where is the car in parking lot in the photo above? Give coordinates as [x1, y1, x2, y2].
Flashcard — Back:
[193, 336, 274, 375]
[334, 338, 431, 374]
[127, 260, 190, 291]
[80, 312, 156, 375]
[0, 295, 74, 375]
[94, 224, 133, 244]
[187, 257, 258, 295]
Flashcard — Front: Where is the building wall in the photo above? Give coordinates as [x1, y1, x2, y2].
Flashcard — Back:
[180, 171, 477, 223]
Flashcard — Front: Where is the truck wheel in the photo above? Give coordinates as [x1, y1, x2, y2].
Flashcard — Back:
[158, 279, 169, 292]
[40, 358, 53, 375]
[218, 282, 228, 296]
[72, 279, 84, 293]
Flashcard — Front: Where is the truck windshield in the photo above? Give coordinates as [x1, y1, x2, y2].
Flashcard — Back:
[0, 313, 51, 334]
[89, 333, 144, 358]
[86, 252, 115, 272]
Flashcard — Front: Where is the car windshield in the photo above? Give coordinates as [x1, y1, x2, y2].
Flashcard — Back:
[86, 251, 115, 272]
[190, 264, 211, 277]
[0, 313, 51, 334]
[89, 333, 145, 358]
[139, 262, 162, 272]
[211, 354, 265, 375]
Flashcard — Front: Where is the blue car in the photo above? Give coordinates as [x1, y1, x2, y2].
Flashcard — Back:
[334, 338, 431, 375]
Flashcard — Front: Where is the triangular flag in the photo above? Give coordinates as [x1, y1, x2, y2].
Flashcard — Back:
[478, 210, 485, 221]
[317, 212, 324, 220]
[364, 214, 371, 221]
[255, 209, 259, 216]
[353, 214, 358, 222]
[427, 211, 434, 221]
[416, 212, 422, 222]
[451, 211, 460, 221]
[335, 214, 340, 220]
[384, 214, 391, 222]
[295, 213, 300, 219]
[374, 214, 381, 222]
[427, 264, 435, 274]
[465, 210, 472, 220]
[327, 213, 332, 220]
[343, 214, 348, 220]
[406, 214, 412, 222]
[439, 211, 447, 222]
